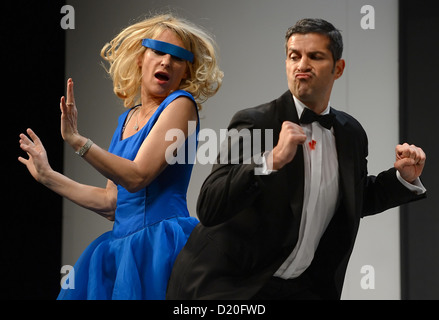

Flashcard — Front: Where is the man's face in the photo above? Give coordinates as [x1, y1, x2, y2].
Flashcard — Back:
[285, 32, 345, 112]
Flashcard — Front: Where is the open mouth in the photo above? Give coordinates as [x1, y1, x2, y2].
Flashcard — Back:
[155, 72, 170, 82]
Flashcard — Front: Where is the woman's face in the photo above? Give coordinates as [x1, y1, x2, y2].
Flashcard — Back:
[138, 29, 189, 100]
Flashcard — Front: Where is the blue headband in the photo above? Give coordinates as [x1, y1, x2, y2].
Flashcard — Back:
[142, 39, 194, 63]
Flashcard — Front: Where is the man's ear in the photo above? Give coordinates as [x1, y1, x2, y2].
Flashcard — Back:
[334, 59, 345, 80]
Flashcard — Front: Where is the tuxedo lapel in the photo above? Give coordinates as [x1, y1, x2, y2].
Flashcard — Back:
[275, 91, 305, 223]
[332, 109, 356, 217]
[276, 91, 299, 125]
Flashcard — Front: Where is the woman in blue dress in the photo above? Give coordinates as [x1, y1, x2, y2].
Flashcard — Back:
[18, 14, 223, 299]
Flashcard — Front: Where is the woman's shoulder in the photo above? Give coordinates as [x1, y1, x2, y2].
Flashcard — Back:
[158, 90, 198, 119]
[164, 90, 196, 105]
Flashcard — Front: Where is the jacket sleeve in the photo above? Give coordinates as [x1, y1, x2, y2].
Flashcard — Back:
[362, 167, 426, 217]
[334, 109, 426, 218]
[350, 116, 427, 217]
[196, 109, 277, 227]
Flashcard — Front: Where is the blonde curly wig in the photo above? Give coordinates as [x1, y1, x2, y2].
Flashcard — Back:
[101, 14, 224, 109]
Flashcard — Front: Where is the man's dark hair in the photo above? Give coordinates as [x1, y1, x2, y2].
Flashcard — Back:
[285, 18, 343, 65]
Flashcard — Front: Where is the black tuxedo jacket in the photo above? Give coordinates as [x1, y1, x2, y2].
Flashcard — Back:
[166, 91, 426, 300]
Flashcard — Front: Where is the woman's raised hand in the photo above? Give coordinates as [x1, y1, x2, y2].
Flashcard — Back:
[18, 128, 52, 183]
[60, 78, 82, 149]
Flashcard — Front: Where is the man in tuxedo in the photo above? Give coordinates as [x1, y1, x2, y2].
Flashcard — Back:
[166, 18, 427, 300]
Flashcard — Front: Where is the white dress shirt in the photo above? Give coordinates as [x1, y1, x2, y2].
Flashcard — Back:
[273, 96, 339, 279]
[261, 95, 426, 280]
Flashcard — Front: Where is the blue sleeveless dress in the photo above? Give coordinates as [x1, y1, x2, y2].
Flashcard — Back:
[57, 90, 200, 300]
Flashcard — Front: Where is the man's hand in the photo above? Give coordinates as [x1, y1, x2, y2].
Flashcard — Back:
[269, 121, 307, 171]
[394, 143, 426, 183]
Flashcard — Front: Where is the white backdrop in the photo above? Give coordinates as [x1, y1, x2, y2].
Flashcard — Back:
[62, 0, 400, 299]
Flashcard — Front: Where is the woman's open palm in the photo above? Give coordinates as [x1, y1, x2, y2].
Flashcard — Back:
[18, 128, 51, 183]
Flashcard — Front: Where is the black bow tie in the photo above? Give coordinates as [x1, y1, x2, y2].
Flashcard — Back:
[299, 108, 335, 130]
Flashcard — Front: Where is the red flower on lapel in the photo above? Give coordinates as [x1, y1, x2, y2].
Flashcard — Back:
[309, 139, 317, 150]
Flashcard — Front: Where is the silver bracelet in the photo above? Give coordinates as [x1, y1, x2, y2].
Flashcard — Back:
[75, 138, 93, 157]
